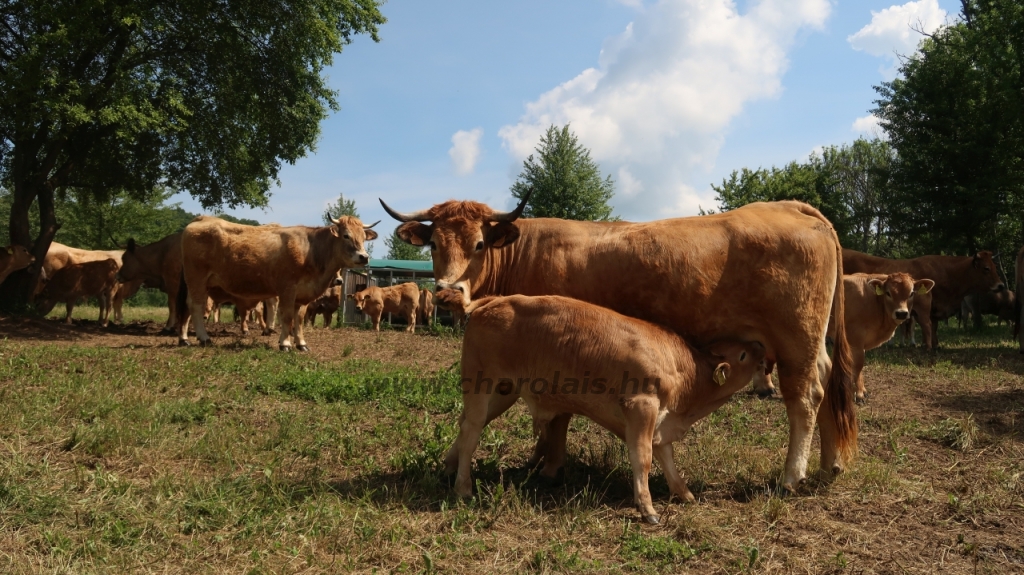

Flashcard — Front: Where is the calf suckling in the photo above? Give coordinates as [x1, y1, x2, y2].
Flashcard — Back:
[446, 294, 765, 524]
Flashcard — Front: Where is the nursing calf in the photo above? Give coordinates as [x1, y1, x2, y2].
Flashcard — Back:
[448, 295, 764, 524]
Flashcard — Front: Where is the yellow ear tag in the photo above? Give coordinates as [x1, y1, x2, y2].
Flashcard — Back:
[714, 366, 727, 386]
[874, 285, 884, 296]
[5, 247, 12, 255]
[917, 285, 928, 295]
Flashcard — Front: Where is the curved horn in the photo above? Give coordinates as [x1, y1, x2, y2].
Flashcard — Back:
[379, 198, 431, 222]
[364, 220, 380, 229]
[489, 189, 532, 223]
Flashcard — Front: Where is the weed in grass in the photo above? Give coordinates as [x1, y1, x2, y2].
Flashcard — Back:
[620, 523, 699, 569]
[342, 344, 355, 357]
[923, 415, 980, 451]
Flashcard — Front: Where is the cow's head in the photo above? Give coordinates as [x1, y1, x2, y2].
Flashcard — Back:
[380, 191, 531, 307]
[349, 288, 376, 312]
[3, 245, 35, 272]
[705, 340, 766, 389]
[328, 216, 379, 267]
[867, 272, 933, 322]
[116, 238, 143, 283]
[970, 251, 1005, 292]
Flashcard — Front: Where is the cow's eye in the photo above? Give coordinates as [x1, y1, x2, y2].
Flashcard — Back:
[344, 234, 351, 240]
[886, 291, 891, 297]
[475, 241, 484, 251]
[739, 352, 746, 362]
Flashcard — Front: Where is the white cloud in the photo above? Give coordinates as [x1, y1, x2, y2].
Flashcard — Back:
[848, 0, 947, 78]
[851, 113, 885, 138]
[498, 0, 831, 220]
[448, 128, 483, 176]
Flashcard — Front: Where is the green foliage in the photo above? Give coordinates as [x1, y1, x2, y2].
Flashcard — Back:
[712, 138, 897, 255]
[510, 124, 617, 221]
[385, 229, 429, 260]
[322, 193, 360, 225]
[873, 0, 1024, 257]
[213, 213, 261, 227]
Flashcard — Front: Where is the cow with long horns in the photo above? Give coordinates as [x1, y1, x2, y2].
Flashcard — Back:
[176, 214, 378, 350]
[380, 193, 857, 494]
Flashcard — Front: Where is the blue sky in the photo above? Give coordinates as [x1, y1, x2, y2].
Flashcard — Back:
[175, 0, 959, 242]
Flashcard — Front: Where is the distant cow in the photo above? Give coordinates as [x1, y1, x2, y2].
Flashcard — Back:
[233, 297, 280, 334]
[418, 288, 434, 326]
[36, 259, 120, 326]
[349, 282, 420, 332]
[177, 215, 376, 350]
[0, 245, 35, 285]
[960, 288, 1015, 329]
[448, 295, 764, 524]
[843, 249, 1004, 349]
[305, 273, 344, 328]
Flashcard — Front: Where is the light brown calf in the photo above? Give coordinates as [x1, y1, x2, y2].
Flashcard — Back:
[349, 282, 420, 332]
[36, 259, 120, 326]
[448, 295, 764, 524]
[306, 276, 344, 328]
[0, 245, 35, 286]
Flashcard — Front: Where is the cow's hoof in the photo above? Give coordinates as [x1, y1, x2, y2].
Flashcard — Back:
[279, 345, 292, 352]
[755, 388, 777, 399]
[642, 514, 660, 525]
[241, 329, 249, 336]
[296, 344, 310, 352]
[178, 339, 190, 347]
[198, 339, 212, 347]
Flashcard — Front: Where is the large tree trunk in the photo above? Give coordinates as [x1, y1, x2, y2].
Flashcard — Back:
[0, 178, 59, 312]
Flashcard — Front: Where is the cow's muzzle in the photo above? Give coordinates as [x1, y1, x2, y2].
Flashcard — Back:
[894, 309, 909, 321]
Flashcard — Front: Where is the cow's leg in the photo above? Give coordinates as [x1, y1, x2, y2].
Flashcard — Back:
[852, 347, 867, 404]
[443, 390, 519, 475]
[264, 298, 278, 334]
[623, 398, 659, 523]
[239, 304, 251, 335]
[294, 304, 309, 351]
[453, 392, 491, 497]
[189, 290, 213, 346]
[537, 413, 571, 479]
[653, 442, 695, 503]
[907, 317, 918, 346]
[779, 345, 826, 492]
[100, 292, 112, 327]
[113, 292, 123, 324]
[64, 301, 74, 324]
[750, 360, 777, 397]
[406, 305, 417, 333]
[372, 312, 381, 331]
[324, 311, 334, 328]
[277, 292, 297, 350]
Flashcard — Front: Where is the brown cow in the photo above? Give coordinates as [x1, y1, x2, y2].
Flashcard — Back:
[0, 245, 35, 285]
[418, 288, 434, 326]
[450, 295, 765, 523]
[381, 195, 857, 492]
[36, 259, 119, 326]
[117, 234, 185, 333]
[960, 288, 1015, 329]
[349, 282, 420, 332]
[39, 242, 139, 324]
[842, 249, 1004, 349]
[177, 215, 376, 350]
[305, 273, 344, 328]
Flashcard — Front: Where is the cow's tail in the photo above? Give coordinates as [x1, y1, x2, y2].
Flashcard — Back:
[827, 231, 858, 464]
[175, 270, 190, 331]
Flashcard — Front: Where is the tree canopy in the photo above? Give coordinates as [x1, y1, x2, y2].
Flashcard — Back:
[0, 0, 385, 306]
[322, 192, 359, 225]
[384, 229, 428, 261]
[510, 124, 617, 221]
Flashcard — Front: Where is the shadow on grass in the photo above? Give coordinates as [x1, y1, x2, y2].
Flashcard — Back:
[929, 388, 1024, 440]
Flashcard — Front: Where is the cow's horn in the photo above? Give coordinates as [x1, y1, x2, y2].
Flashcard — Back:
[379, 199, 431, 222]
[490, 189, 532, 223]
[364, 220, 380, 229]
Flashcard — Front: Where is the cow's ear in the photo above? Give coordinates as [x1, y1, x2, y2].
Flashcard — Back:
[396, 222, 432, 246]
[713, 363, 730, 386]
[126, 238, 136, 253]
[5, 246, 12, 255]
[364, 229, 378, 241]
[868, 278, 884, 296]
[486, 222, 520, 248]
[914, 279, 935, 295]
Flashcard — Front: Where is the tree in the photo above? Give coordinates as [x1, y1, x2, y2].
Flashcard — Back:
[510, 124, 617, 221]
[873, 0, 1024, 258]
[384, 229, 428, 261]
[0, 0, 385, 307]
[323, 192, 359, 225]
[214, 213, 261, 227]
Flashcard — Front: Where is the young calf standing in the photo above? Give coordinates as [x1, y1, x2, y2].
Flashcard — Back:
[832, 273, 933, 403]
[449, 294, 764, 524]
[349, 282, 420, 332]
[36, 259, 120, 326]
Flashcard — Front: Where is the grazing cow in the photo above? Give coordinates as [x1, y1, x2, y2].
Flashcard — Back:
[835, 273, 934, 403]
[36, 259, 120, 326]
[117, 234, 185, 333]
[39, 242, 139, 324]
[0, 245, 35, 285]
[348, 282, 420, 332]
[842, 249, 1004, 349]
[418, 288, 434, 326]
[381, 195, 857, 492]
[305, 273, 344, 327]
[177, 215, 377, 350]
[960, 288, 1015, 329]
[450, 295, 765, 523]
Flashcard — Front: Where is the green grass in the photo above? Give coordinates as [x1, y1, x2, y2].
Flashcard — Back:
[0, 320, 1021, 573]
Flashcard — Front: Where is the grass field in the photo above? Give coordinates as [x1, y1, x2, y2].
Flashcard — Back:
[1, 310, 1022, 573]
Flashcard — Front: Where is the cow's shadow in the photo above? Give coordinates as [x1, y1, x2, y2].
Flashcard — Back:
[925, 388, 1024, 441]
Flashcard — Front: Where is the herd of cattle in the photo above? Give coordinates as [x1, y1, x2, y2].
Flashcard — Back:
[0, 195, 1019, 522]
